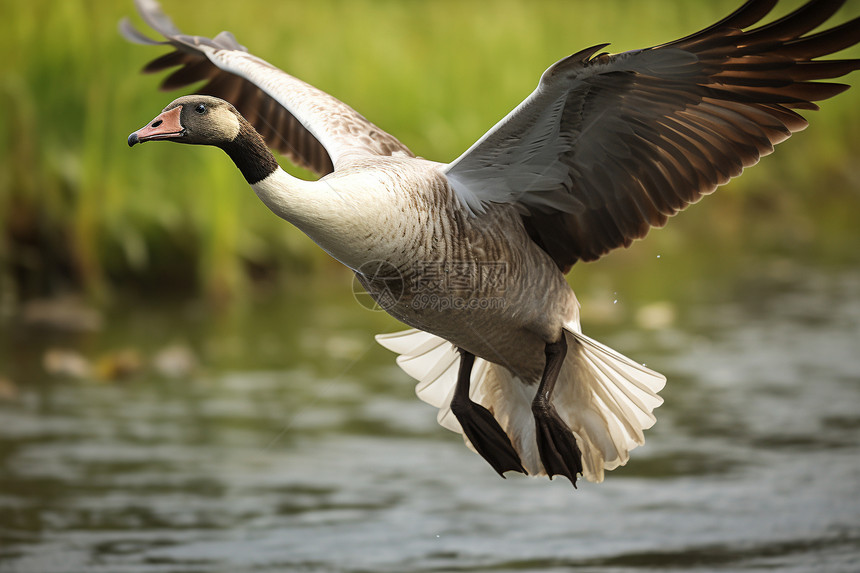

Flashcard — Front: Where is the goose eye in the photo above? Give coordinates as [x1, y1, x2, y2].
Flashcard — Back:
[194, 103, 206, 114]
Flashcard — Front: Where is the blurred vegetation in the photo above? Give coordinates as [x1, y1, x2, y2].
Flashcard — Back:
[1, 0, 859, 310]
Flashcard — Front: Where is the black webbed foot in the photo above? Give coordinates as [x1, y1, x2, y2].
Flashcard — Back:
[532, 336, 583, 488]
[451, 394, 527, 477]
[451, 349, 526, 477]
[533, 401, 583, 487]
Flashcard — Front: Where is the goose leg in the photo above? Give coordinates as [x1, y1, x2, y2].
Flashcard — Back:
[532, 337, 583, 487]
[450, 349, 526, 477]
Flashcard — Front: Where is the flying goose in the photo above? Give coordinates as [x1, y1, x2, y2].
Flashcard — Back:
[124, 0, 860, 486]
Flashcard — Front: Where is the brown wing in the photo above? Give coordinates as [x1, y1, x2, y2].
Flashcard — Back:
[121, 0, 414, 177]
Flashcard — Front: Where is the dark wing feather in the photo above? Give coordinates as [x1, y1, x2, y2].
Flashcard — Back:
[443, 0, 860, 271]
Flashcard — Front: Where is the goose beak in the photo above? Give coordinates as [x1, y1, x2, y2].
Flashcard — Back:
[128, 106, 184, 146]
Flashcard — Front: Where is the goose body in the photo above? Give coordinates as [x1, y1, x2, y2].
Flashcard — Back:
[124, 0, 860, 485]
[255, 153, 576, 379]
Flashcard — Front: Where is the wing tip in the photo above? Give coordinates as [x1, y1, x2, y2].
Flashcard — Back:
[118, 17, 161, 46]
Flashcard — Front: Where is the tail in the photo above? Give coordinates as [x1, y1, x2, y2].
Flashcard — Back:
[376, 323, 665, 482]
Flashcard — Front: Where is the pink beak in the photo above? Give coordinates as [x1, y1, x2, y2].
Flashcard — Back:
[128, 106, 184, 146]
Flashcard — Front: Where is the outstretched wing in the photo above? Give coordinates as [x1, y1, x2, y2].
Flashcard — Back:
[443, 0, 860, 270]
[121, 0, 413, 176]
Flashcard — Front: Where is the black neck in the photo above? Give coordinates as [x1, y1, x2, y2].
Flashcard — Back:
[218, 119, 280, 185]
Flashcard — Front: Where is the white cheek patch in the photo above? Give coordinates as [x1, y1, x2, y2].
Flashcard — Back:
[220, 110, 242, 140]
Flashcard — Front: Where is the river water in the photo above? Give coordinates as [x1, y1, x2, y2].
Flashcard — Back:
[1, 262, 859, 572]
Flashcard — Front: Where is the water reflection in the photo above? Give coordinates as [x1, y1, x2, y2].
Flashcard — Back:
[1, 266, 859, 572]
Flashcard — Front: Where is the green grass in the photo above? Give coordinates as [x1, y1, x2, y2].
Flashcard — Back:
[1, 0, 859, 306]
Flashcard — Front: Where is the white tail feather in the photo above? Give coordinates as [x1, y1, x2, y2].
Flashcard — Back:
[375, 324, 666, 482]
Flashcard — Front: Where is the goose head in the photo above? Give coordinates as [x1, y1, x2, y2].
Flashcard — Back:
[128, 95, 279, 184]
[128, 95, 241, 147]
